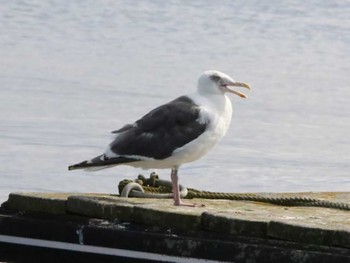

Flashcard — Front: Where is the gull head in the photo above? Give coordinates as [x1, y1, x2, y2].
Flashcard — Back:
[197, 70, 251, 98]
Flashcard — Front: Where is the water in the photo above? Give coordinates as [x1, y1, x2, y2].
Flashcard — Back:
[1, 1, 349, 203]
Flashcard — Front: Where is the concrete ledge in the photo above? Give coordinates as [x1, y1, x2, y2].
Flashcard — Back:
[268, 221, 350, 248]
[3, 192, 68, 214]
[133, 205, 202, 230]
[201, 212, 268, 238]
[66, 195, 134, 220]
[2, 192, 350, 249]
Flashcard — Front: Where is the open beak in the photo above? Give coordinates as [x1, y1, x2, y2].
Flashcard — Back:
[225, 82, 251, 98]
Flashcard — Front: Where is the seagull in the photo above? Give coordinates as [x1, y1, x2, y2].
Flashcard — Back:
[68, 70, 250, 206]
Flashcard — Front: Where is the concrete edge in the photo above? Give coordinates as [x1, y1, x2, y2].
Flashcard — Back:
[3, 192, 350, 248]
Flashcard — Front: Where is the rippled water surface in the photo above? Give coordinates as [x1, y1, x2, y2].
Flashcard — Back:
[1, 1, 349, 202]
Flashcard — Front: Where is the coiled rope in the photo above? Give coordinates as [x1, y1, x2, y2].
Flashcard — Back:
[118, 173, 350, 211]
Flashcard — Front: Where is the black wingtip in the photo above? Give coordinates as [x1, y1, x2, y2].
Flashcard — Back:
[68, 161, 88, 171]
[68, 156, 139, 172]
[68, 164, 77, 171]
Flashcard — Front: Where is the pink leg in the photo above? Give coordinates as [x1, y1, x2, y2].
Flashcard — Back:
[170, 168, 205, 207]
[171, 168, 181, 205]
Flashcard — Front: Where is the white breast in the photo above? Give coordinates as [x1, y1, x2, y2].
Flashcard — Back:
[171, 93, 233, 164]
[130, 93, 233, 169]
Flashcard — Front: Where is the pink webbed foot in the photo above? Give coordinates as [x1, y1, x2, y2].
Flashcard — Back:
[171, 168, 205, 207]
[173, 200, 205, 207]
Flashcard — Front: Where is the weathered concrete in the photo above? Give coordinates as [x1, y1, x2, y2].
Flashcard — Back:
[3, 192, 69, 214]
[2, 192, 350, 249]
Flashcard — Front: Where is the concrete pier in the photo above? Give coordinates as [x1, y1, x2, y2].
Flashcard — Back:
[1, 192, 350, 262]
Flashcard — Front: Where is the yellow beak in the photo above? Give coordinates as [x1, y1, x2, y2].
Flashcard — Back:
[226, 82, 251, 98]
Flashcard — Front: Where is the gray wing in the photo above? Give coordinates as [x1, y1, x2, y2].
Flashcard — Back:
[109, 96, 208, 160]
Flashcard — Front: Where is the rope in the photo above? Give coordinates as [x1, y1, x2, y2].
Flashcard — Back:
[118, 173, 350, 211]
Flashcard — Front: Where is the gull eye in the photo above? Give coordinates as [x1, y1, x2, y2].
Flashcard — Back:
[210, 75, 221, 82]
